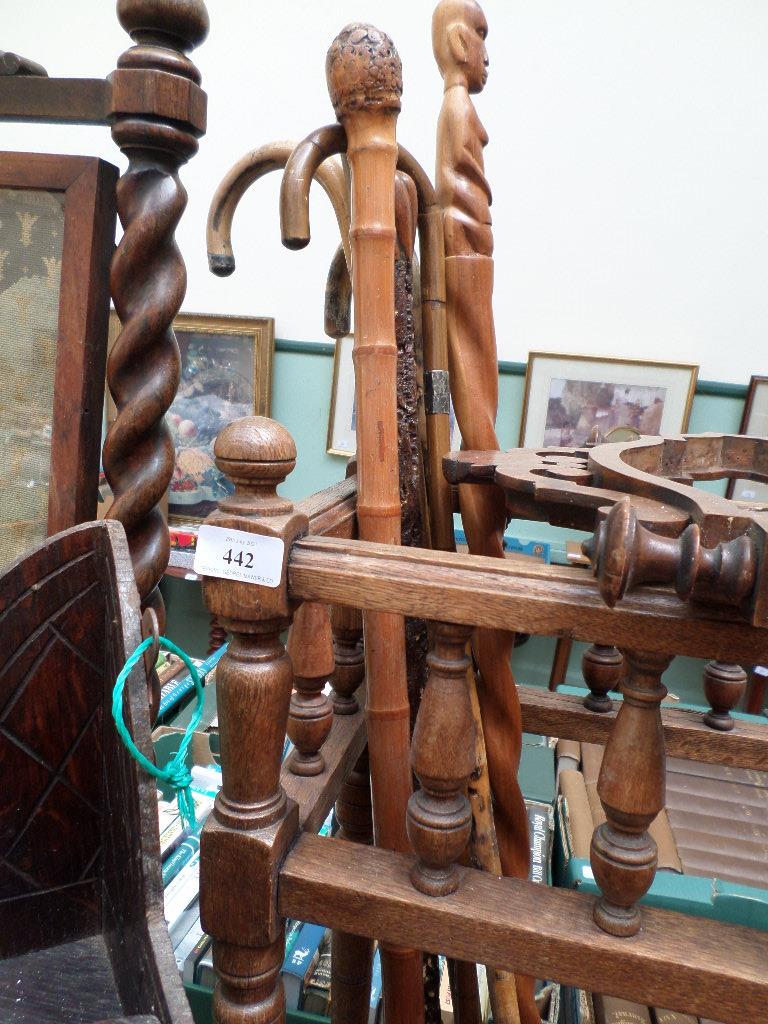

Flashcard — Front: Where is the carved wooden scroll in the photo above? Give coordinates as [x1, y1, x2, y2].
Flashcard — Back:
[446, 433, 768, 625]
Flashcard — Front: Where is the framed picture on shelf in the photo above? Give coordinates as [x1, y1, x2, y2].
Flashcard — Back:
[727, 375, 768, 504]
[519, 352, 698, 449]
[0, 154, 117, 570]
[327, 334, 356, 456]
[108, 311, 274, 522]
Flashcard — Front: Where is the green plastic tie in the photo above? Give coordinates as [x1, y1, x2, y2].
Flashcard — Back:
[112, 635, 205, 829]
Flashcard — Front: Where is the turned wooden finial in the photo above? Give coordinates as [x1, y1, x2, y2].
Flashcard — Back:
[286, 602, 335, 775]
[117, 0, 210, 55]
[330, 604, 365, 714]
[214, 416, 296, 518]
[588, 497, 757, 610]
[582, 644, 624, 713]
[326, 24, 403, 119]
[703, 661, 747, 731]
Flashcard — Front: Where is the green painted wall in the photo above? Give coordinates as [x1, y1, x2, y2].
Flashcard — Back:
[162, 342, 756, 707]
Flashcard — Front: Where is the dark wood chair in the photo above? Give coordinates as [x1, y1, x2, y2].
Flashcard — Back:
[0, 521, 189, 1024]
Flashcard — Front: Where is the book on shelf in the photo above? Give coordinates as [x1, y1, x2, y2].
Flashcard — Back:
[182, 926, 211, 986]
[651, 1010, 698, 1023]
[526, 798, 554, 885]
[300, 931, 332, 1015]
[281, 921, 325, 1010]
[174, 912, 205, 973]
[593, 994, 652, 1024]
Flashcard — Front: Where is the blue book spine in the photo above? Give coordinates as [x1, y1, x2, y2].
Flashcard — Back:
[369, 947, 382, 1022]
[158, 642, 228, 716]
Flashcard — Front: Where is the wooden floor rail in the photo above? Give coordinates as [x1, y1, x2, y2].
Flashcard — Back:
[288, 536, 768, 662]
[519, 685, 768, 770]
[279, 833, 767, 1024]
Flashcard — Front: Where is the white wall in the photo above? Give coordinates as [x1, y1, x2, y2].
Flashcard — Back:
[4, 1, 768, 382]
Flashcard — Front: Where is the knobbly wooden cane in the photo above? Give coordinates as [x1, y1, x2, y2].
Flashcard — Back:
[325, 24, 424, 1023]
[433, 4, 533, 1020]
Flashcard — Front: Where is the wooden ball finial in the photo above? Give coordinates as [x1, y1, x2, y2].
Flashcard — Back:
[326, 23, 403, 119]
[117, 0, 210, 51]
[214, 416, 296, 518]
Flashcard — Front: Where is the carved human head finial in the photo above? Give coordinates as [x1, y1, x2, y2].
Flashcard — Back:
[326, 23, 403, 119]
[432, 0, 489, 94]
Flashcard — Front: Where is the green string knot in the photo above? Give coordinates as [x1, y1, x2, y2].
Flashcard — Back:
[112, 634, 206, 829]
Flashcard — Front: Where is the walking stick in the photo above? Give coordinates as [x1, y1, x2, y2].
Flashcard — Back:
[206, 140, 350, 278]
[433, 4, 535, 1021]
[326, 24, 424, 1024]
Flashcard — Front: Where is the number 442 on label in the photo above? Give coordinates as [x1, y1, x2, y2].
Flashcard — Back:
[193, 524, 284, 588]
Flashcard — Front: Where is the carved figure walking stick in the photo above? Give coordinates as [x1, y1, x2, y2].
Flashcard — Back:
[326, 24, 424, 1023]
[433, 4, 534, 1021]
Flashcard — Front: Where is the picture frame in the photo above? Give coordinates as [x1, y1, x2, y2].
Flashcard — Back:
[519, 352, 698, 449]
[327, 333, 463, 456]
[726, 375, 768, 503]
[327, 334, 356, 456]
[108, 310, 274, 523]
[0, 153, 117, 570]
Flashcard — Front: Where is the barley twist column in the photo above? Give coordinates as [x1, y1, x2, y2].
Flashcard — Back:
[104, 0, 208, 626]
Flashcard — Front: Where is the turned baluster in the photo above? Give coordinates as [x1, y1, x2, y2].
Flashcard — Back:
[331, 749, 376, 1023]
[199, 417, 307, 1024]
[330, 604, 365, 715]
[286, 601, 335, 775]
[407, 622, 476, 896]
[104, 0, 208, 628]
[582, 644, 624, 713]
[703, 660, 747, 731]
[591, 649, 671, 937]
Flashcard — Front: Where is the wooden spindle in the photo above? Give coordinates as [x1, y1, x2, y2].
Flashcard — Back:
[408, 622, 476, 896]
[199, 417, 308, 1024]
[286, 601, 335, 775]
[582, 644, 624, 713]
[104, 0, 208, 628]
[331, 604, 365, 715]
[591, 649, 671, 937]
[331, 749, 376, 1024]
[703, 660, 747, 731]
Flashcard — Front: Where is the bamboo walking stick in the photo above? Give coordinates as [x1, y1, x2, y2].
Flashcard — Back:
[326, 24, 424, 1024]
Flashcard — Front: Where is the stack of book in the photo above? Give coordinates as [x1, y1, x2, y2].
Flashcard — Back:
[563, 989, 723, 1024]
[556, 739, 768, 913]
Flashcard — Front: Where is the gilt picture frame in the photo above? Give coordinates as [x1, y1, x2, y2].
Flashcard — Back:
[519, 352, 698, 449]
[108, 311, 274, 523]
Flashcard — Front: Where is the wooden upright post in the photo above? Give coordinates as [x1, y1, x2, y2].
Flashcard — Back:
[199, 417, 308, 1024]
[105, 0, 208, 628]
